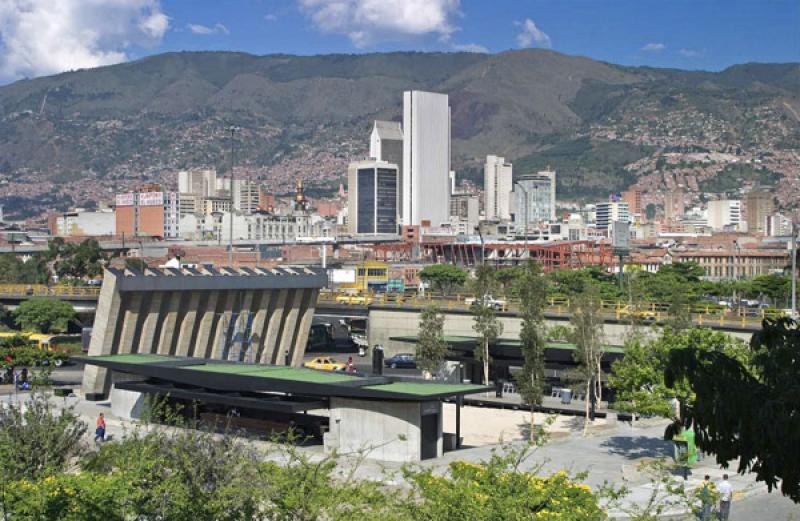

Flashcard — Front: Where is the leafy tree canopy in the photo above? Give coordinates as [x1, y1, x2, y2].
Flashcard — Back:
[419, 264, 467, 296]
[13, 299, 76, 334]
[610, 328, 749, 418]
[664, 318, 800, 501]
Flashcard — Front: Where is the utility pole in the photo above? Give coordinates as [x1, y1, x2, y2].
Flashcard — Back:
[227, 126, 237, 267]
[792, 221, 797, 318]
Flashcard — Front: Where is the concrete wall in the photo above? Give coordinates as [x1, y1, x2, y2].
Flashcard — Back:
[325, 397, 442, 462]
[110, 387, 146, 420]
[367, 307, 755, 359]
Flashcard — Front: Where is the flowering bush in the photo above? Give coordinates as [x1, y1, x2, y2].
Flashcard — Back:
[405, 454, 605, 520]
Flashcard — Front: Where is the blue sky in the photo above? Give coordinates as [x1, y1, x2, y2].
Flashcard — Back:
[1, 0, 798, 83]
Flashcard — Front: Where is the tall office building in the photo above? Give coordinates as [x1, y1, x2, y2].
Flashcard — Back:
[621, 189, 642, 216]
[370, 121, 403, 168]
[595, 201, 630, 230]
[745, 190, 775, 235]
[514, 170, 556, 229]
[347, 160, 399, 235]
[449, 193, 480, 235]
[402, 91, 450, 226]
[231, 179, 260, 214]
[707, 200, 742, 231]
[178, 169, 217, 198]
[484, 155, 513, 220]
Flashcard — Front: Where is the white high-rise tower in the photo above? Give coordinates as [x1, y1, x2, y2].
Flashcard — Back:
[484, 155, 513, 220]
[402, 91, 450, 226]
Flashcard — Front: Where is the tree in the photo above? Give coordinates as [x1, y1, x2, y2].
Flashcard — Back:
[13, 298, 76, 333]
[419, 264, 467, 296]
[416, 305, 449, 378]
[54, 239, 106, 280]
[514, 261, 549, 440]
[0, 392, 87, 484]
[471, 265, 503, 385]
[570, 287, 605, 435]
[665, 318, 800, 502]
[609, 328, 748, 419]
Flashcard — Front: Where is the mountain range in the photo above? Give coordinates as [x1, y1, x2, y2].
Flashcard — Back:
[0, 49, 798, 217]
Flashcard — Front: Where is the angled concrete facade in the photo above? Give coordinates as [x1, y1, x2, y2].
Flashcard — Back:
[82, 266, 326, 398]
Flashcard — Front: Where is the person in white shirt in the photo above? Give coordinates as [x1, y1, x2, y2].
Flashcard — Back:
[717, 474, 733, 520]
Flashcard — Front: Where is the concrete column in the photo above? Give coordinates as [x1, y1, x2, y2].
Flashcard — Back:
[259, 289, 288, 364]
[230, 290, 255, 361]
[193, 291, 220, 359]
[156, 290, 184, 355]
[290, 288, 319, 366]
[175, 291, 202, 357]
[82, 270, 123, 398]
[278, 289, 304, 367]
[210, 291, 236, 360]
[116, 292, 144, 356]
[249, 291, 271, 361]
[137, 292, 165, 354]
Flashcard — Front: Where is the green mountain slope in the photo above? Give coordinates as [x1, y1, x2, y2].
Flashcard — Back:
[0, 49, 797, 216]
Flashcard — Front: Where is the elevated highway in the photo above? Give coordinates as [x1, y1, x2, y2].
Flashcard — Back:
[0, 284, 773, 338]
[0, 235, 403, 255]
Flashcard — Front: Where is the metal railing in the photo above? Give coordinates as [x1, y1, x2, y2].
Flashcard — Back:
[0, 284, 101, 297]
[318, 290, 786, 328]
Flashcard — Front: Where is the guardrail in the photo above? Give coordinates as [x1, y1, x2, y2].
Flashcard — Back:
[318, 291, 786, 328]
[0, 284, 101, 297]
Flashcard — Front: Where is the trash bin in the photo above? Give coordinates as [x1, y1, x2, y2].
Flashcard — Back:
[561, 388, 573, 404]
[495, 379, 505, 398]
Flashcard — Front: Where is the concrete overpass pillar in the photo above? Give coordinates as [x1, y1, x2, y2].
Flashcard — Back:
[278, 289, 304, 366]
[82, 271, 123, 399]
[260, 288, 288, 364]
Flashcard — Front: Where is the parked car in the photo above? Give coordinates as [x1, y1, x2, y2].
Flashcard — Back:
[384, 353, 417, 369]
[464, 294, 507, 310]
[303, 356, 347, 372]
[335, 294, 373, 305]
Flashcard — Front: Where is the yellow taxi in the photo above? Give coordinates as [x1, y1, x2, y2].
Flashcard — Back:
[303, 356, 348, 371]
[334, 294, 373, 305]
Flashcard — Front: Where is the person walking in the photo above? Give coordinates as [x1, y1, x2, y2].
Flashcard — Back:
[94, 413, 106, 443]
[698, 474, 715, 520]
[717, 474, 733, 521]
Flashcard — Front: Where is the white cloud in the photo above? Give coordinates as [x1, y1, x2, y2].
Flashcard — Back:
[451, 43, 488, 54]
[515, 18, 551, 49]
[264, 14, 278, 22]
[641, 42, 666, 52]
[188, 22, 229, 35]
[680, 48, 703, 58]
[0, 0, 169, 81]
[298, 0, 460, 47]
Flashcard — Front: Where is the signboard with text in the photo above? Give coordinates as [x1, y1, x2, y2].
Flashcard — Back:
[138, 191, 164, 207]
[115, 193, 135, 207]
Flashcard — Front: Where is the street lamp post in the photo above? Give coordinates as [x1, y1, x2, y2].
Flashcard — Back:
[474, 226, 485, 266]
[792, 221, 797, 318]
[516, 184, 529, 263]
[227, 126, 238, 267]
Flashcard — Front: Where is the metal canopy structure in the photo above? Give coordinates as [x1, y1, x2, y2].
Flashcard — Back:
[81, 354, 491, 402]
[389, 335, 625, 367]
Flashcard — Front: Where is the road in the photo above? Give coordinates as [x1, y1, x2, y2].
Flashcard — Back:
[733, 493, 799, 520]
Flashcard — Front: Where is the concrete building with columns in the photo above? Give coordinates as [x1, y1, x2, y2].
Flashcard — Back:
[82, 265, 327, 400]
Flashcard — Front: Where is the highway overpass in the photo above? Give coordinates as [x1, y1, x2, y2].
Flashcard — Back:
[0, 235, 403, 254]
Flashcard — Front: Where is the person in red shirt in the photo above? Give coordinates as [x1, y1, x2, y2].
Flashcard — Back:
[94, 413, 106, 442]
